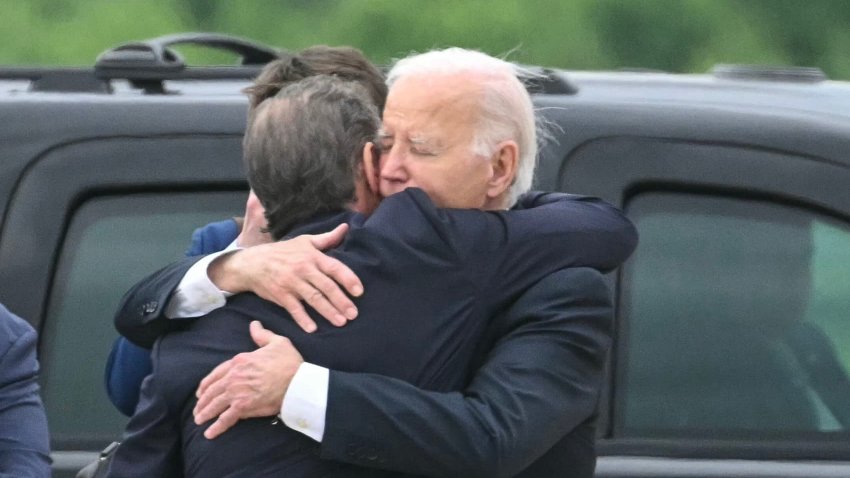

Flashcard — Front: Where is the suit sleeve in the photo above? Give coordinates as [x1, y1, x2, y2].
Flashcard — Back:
[113, 256, 204, 348]
[0, 316, 51, 478]
[320, 267, 613, 478]
[379, 189, 636, 289]
[473, 191, 637, 276]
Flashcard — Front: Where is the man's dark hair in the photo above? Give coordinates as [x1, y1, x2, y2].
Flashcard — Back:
[244, 46, 387, 113]
[243, 75, 380, 239]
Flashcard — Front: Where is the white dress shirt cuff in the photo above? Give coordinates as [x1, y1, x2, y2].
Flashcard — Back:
[163, 245, 239, 319]
[280, 362, 329, 442]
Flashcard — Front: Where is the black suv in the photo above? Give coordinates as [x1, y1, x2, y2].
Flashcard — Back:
[1, 34, 849, 478]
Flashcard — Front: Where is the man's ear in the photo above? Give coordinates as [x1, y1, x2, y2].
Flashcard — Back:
[362, 142, 380, 194]
[486, 140, 519, 200]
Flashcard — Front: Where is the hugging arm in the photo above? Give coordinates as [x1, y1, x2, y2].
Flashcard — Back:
[319, 267, 613, 477]
[477, 191, 637, 275]
[113, 190, 631, 349]
[191, 189, 633, 449]
[113, 256, 205, 348]
[113, 223, 358, 348]
[107, 219, 358, 413]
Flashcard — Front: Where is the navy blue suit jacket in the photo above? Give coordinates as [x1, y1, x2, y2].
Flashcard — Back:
[0, 304, 51, 478]
[109, 189, 635, 477]
[323, 266, 611, 477]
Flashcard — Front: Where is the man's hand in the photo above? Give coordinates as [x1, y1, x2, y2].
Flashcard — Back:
[194, 321, 304, 439]
[209, 223, 363, 332]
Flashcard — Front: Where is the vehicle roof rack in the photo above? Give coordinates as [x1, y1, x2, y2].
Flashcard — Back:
[711, 64, 827, 83]
[7, 33, 579, 96]
[0, 33, 279, 94]
[94, 32, 280, 93]
[0, 68, 112, 93]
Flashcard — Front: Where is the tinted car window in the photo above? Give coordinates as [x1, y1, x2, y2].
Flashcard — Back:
[619, 192, 850, 438]
[39, 191, 244, 448]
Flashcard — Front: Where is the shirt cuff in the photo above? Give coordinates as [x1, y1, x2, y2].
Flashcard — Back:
[163, 245, 240, 319]
[280, 362, 329, 442]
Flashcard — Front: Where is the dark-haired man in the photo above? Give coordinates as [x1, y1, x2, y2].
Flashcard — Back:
[105, 45, 389, 416]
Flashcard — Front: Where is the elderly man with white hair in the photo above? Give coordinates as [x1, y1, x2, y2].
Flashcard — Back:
[378, 47, 539, 210]
[115, 47, 636, 477]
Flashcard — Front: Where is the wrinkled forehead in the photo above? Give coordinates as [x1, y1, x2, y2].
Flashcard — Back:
[383, 74, 483, 134]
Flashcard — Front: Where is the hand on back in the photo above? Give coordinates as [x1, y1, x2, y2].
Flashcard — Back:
[212, 222, 363, 333]
[194, 321, 303, 439]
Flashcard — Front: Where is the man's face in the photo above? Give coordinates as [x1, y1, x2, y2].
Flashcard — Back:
[377, 74, 494, 209]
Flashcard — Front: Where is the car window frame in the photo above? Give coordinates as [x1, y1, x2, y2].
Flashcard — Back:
[556, 135, 850, 460]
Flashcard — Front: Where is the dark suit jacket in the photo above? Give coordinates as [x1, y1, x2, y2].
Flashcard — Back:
[323, 267, 611, 478]
[111, 189, 636, 477]
[0, 304, 51, 478]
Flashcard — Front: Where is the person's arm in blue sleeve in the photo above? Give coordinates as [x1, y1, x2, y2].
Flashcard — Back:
[0, 305, 51, 478]
[105, 339, 154, 416]
[185, 218, 242, 257]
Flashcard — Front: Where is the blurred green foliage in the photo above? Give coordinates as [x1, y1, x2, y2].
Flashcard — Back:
[4, 0, 849, 79]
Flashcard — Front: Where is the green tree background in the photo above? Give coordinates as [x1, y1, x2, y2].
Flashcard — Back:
[4, 0, 849, 79]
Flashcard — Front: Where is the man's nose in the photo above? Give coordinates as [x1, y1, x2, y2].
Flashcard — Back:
[380, 146, 408, 182]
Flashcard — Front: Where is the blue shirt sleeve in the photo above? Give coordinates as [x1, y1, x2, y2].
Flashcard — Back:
[0, 305, 51, 477]
[105, 339, 153, 416]
[187, 218, 241, 256]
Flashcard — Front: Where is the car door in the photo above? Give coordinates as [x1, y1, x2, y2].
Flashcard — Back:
[558, 136, 850, 477]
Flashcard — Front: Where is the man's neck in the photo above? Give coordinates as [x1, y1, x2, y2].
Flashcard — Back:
[482, 194, 510, 211]
[281, 209, 355, 240]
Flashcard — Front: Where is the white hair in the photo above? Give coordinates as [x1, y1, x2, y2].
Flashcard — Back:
[387, 48, 538, 206]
